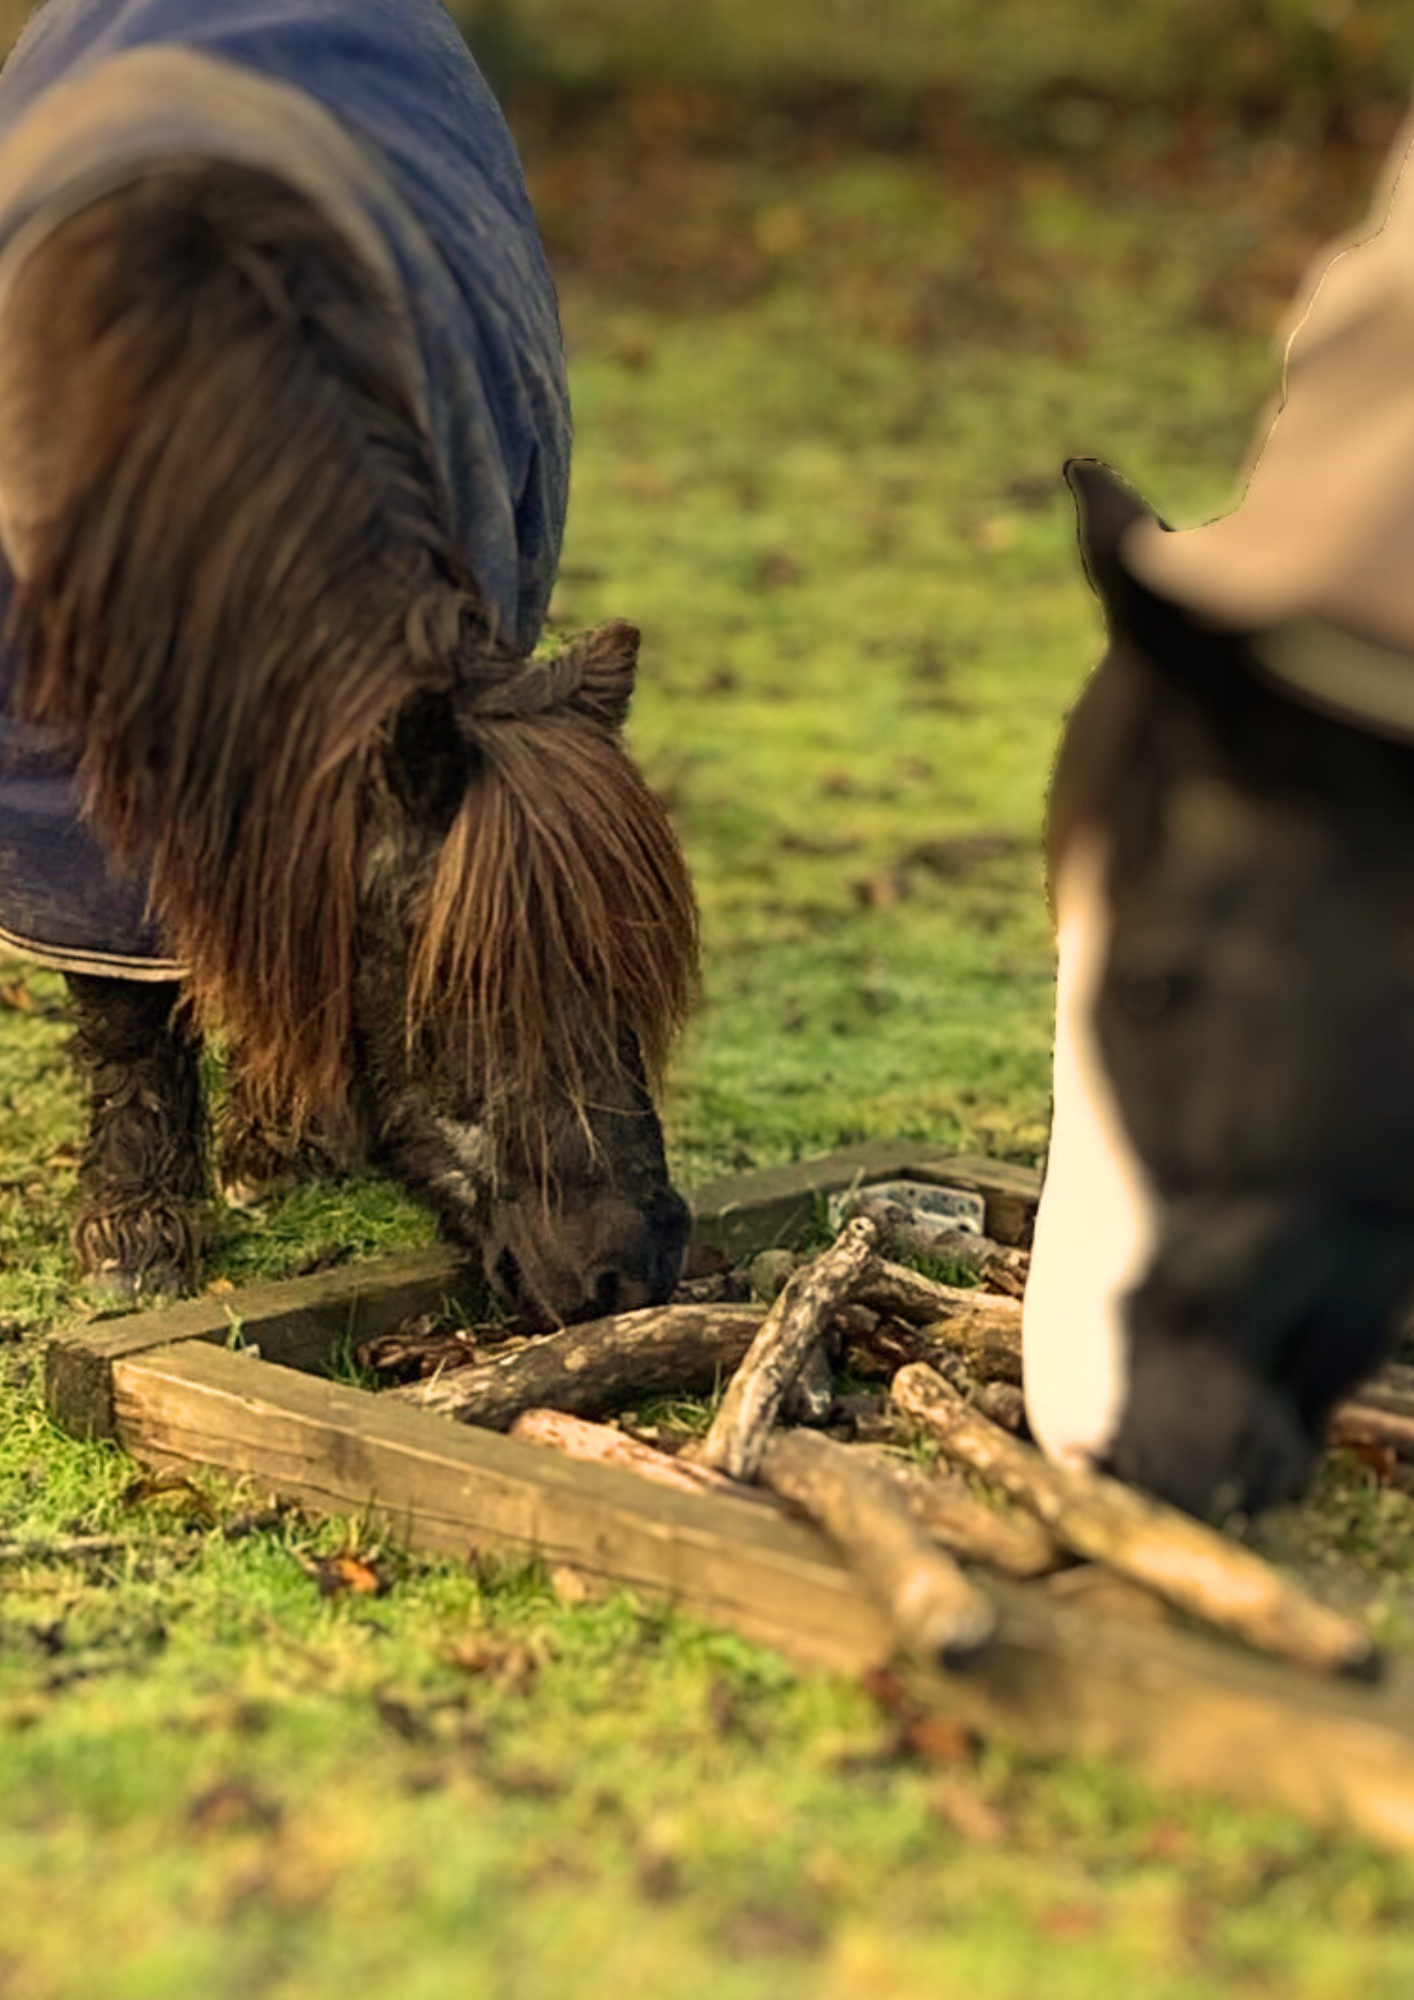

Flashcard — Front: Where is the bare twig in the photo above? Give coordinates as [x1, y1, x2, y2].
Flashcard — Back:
[850, 1448, 1065, 1578]
[857, 1260, 1023, 1373]
[1329, 1402, 1414, 1458]
[757, 1428, 997, 1668]
[847, 1274, 1023, 1388]
[782, 1345, 837, 1425]
[1330, 1363, 1414, 1458]
[390, 1304, 764, 1429]
[509, 1409, 773, 1503]
[855, 1259, 985, 1324]
[697, 1217, 877, 1480]
[892, 1363, 1377, 1679]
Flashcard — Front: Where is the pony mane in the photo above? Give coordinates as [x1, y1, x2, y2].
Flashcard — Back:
[407, 618, 699, 1172]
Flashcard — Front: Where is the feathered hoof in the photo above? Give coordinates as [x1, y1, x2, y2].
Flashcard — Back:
[82, 1259, 190, 1305]
[214, 1090, 344, 1209]
[72, 1201, 202, 1302]
[215, 1121, 341, 1210]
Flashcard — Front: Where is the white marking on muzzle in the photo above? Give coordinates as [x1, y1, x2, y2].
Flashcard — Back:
[1023, 830, 1158, 1469]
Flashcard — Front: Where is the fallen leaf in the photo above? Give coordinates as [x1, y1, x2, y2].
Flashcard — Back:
[122, 1469, 217, 1523]
[549, 1563, 608, 1606]
[1141, 1820, 1195, 1864]
[1036, 1904, 1103, 1942]
[374, 1693, 433, 1743]
[901, 1714, 979, 1766]
[902, 831, 1024, 880]
[304, 1551, 390, 1598]
[445, 1633, 540, 1695]
[777, 830, 863, 858]
[221, 1504, 292, 1541]
[758, 549, 804, 588]
[187, 1780, 283, 1836]
[851, 871, 910, 910]
[292, 1243, 356, 1278]
[1342, 1440, 1414, 1491]
[930, 1777, 1010, 1845]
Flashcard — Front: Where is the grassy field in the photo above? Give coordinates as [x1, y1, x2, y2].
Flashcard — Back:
[6, 69, 1414, 2000]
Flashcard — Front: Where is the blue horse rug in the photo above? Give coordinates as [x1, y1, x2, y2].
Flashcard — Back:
[0, 0, 570, 975]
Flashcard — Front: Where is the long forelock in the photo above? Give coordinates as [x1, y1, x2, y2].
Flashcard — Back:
[406, 706, 699, 1180]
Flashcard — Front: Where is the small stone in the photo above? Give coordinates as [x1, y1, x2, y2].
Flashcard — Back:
[748, 1249, 801, 1302]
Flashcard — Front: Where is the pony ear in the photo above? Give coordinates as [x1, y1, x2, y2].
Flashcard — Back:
[560, 618, 640, 732]
[1064, 458, 1163, 634]
[386, 687, 477, 830]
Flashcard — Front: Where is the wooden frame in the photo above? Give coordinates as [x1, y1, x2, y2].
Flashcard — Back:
[43, 1144, 1414, 1854]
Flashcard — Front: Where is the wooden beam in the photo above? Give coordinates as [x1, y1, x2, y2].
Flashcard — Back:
[686, 1143, 1039, 1263]
[102, 1336, 1414, 1854]
[110, 1339, 890, 1672]
[46, 1249, 470, 1439]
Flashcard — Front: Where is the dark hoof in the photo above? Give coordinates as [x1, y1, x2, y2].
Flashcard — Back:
[216, 1114, 340, 1209]
[73, 1203, 202, 1300]
[82, 1259, 190, 1305]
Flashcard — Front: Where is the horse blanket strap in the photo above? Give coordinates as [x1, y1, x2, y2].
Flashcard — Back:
[1119, 105, 1414, 741]
[0, 0, 570, 975]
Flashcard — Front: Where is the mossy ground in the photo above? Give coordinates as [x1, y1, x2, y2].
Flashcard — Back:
[4, 83, 1414, 2000]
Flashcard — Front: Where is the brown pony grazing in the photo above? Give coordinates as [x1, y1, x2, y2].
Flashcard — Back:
[0, 159, 697, 1322]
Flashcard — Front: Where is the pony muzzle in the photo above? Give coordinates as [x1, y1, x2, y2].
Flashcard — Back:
[482, 1182, 690, 1327]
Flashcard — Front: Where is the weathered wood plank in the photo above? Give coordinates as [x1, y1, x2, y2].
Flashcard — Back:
[907, 1153, 1042, 1248]
[46, 1249, 470, 1439]
[110, 1341, 890, 1671]
[687, 1143, 1037, 1263]
[105, 1336, 1414, 1853]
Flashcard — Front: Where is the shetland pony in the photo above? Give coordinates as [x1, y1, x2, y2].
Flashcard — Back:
[0, 142, 696, 1320]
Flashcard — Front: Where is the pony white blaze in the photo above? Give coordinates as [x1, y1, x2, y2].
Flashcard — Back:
[1023, 829, 1159, 1469]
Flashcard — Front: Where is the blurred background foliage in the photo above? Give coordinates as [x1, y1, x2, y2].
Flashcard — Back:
[452, 0, 1414, 120]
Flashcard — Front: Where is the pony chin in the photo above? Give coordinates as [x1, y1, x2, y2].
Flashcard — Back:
[1023, 827, 1157, 1469]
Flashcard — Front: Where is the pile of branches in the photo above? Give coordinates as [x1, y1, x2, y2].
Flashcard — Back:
[364, 1216, 1387, 1682]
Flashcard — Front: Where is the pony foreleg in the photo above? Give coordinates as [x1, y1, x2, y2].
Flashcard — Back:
[214, 1064, 346, 1208]
[64, 973, 207, 1298]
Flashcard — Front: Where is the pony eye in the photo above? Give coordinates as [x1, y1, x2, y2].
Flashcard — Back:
[1116, 971, 1184, 1022]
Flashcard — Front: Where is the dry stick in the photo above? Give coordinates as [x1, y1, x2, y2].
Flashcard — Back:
[850, 1447, 1065, 1578]
[858, 1261, 1024, 1375]
[697, 1217, 878, 1480]
[1329, 1402, 1414, 1458]
[782, 1345, 837, 1425]
[390, 1304, 764, 1429]
[849, 1281, 1024, 1392]
[510, 1409, 773, 1504]
[856, 1259, 989, 1324]
[1328, 1362, 1414, 1459]
[892, 1363, 1378, 1679]
[757, 1428, 997, 1668]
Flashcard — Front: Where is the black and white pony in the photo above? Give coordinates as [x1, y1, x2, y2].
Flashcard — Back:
[1024, 118, 1414, 1517]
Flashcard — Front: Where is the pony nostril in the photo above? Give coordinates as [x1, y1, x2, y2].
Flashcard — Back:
[590, 1267, 624, 1318]
[493, 1246, 523, 1302]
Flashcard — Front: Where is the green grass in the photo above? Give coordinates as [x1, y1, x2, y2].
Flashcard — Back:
[4, 99, 1414, 2000]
